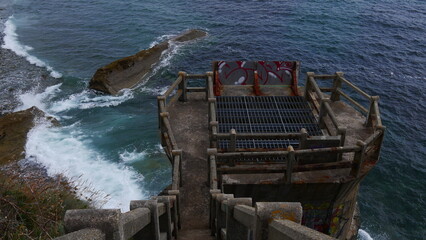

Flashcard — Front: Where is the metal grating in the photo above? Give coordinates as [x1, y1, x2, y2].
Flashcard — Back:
[216, 96, 323, 150]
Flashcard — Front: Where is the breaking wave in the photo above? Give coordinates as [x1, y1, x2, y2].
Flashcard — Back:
[25, 121, 146, 211]
[1, 16, 62, 78]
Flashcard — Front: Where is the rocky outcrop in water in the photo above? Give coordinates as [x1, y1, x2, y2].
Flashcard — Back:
[0, 107, 58, 165]
[89, 29, 208, 95]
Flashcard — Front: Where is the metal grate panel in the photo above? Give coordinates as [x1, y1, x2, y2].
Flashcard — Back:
[216, 96, 323, 150]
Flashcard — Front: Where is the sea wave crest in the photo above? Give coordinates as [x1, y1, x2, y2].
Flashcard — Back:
[25, 121, 146, 211]
[1, 16, 62, 78]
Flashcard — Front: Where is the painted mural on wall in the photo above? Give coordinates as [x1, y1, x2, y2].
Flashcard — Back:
[214, 61, 300, 96]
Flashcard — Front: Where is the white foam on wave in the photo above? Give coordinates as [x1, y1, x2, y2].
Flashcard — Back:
[49, 89, 134, 113]
[139, 86, 169, 96]
[25, 121, 146, 211]
[13, 83, 134, 117]
[119, 149, 147, 163]
[153, 41, 182, 74]
[148, 34, 175, 48]
[2, 16, 62, 78]
[359, 229, 374, 240]
[14, 83, 63, 113]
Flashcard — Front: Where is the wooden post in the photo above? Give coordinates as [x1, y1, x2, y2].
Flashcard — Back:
[286, 146, 295, 184]
[318, 99, 331, 129]
[167, 190, 181, 230]
[178, 71, 187, 102]
[304, 72, 315, 100]
[254, 202, 302, 240]
[365, 96, 379, 127]
[216, 194, 234, 239]
[130, 200, 161, 240]
[210, 190, 222, 236]
[225, 198, 252, 240]
[299, 128, 308, 150]
[155, 196, 173, 240]
[330, 72, 343, 101]
[350, 141, 367, 178]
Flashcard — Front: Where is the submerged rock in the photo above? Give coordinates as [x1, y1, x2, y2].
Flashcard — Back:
[89, 29, 208, 95]
[0, 107, 58, 165]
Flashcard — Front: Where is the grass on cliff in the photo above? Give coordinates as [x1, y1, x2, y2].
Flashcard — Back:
[0, 169, 90, 239]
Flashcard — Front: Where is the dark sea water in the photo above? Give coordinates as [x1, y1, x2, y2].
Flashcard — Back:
[1, 0, 425, 239]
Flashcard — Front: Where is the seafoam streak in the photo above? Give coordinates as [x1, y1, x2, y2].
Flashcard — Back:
[1, 16, 62, 78]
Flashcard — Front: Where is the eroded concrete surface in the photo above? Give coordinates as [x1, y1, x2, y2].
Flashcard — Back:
[168, 93, 212, 231]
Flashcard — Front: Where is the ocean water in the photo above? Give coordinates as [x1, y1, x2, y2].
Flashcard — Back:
[1, 0, 425, 239]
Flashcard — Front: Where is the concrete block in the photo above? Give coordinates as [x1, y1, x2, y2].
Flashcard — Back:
[64, 209, 122, 240]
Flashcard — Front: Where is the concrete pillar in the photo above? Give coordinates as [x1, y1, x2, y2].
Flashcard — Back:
[178, 71, 187, 102]
[155, 196, 174, 240]
[167, 190, 181, 230]
[210, 189, 222, 236]
[215, 194, 234, 239]
[64, 209, 122, 240]
[330, 72, 343, 102]
[254, 202, 303, 240]
[225, 198, 252, 240]
[130, 200, 161, 240]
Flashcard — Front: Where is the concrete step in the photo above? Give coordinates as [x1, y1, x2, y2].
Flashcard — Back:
[178, 228, 214, 240]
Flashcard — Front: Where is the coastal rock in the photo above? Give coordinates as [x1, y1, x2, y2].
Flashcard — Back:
[89, 29, 208, 95]
[0, 107, 58, 165]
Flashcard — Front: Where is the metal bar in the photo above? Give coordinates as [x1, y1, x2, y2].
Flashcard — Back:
[336, 89, 368, 113]
[214, 132, 303, 140]
[338, 76, 372, 99]
[163, 75, 182, 98]
[217, 151, 289, 158]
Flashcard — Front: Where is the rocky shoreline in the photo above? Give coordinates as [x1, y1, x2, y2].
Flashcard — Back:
[0, 5, 91, 237]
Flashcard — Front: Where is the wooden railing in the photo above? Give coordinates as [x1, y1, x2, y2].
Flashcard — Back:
[55, 196, 179, 240]
[305, 72, 384, 132]
[208, 192, 336, 240]
[157, 72, 209, 191]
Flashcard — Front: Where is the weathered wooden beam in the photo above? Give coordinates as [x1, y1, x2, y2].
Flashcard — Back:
[217, 161, 353, 174]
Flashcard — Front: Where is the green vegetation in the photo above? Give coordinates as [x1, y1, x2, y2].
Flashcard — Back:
[0, 168, 90, 239]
